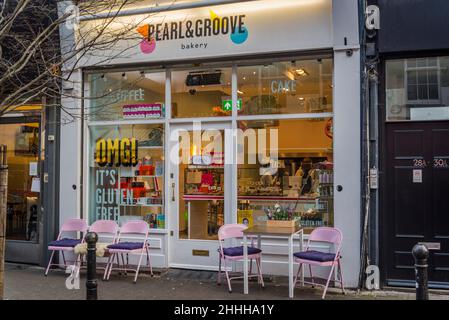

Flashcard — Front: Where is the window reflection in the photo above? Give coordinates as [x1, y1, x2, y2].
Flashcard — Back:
[88, 70, 166, 121]
[237, 59, 333, 115]
[237, 119, 334, 230]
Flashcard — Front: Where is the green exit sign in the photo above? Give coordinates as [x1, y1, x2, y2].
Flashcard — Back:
[222, 99, 242, 111]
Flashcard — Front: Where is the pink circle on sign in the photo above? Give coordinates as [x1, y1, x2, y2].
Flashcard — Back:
[140, 39, 156, 54]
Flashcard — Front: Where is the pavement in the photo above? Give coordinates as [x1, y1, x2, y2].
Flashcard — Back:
[4, 263, 449, 300]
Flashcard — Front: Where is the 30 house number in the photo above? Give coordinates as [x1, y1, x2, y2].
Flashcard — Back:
[433, 158, 449, 168]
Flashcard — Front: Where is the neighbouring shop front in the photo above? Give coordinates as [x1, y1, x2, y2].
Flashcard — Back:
[1, 105, 43, 264]
[367, 0, 449, 288]
[59, 0, 362, 287]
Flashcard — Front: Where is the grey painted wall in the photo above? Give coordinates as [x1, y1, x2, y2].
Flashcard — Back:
[370, 0, 449, 53]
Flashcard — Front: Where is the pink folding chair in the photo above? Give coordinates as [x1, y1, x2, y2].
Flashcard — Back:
[76, 220, 119, 278]
[104, 220, 152, 283]
[45, 218, 88, 276]
[293, 227, 345, 299]
[217, 224, 264, 293]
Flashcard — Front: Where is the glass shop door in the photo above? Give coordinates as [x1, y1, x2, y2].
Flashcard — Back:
[1, 119, 42, 264]
[169, 122, 232, 270]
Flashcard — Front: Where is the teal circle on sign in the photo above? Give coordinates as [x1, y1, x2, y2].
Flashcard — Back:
[231, 26, 248, 44]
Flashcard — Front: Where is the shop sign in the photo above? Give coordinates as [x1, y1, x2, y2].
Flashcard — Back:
[95, 138, 138, 167]
[123, 103, 163, 119]
[222, 99, 242, 111]
[80, 0, 332, 66]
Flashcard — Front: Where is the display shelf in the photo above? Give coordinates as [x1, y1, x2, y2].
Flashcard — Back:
[182, 195, 321, 201]
[187, 165, 224, 169]
[138, 146, 163, 149]
[127, 175, 164, 178]
[238, 195, 319, 201]
[120, 203, 164, 207]
[183, 194, 224, 200]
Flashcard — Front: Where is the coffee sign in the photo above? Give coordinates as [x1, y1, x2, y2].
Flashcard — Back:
[95, 138, 138, 167]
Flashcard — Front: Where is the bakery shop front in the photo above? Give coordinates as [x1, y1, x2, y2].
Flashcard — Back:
[59, 0, 362, 287]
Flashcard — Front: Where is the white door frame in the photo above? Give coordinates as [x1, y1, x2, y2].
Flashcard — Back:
[168, 121, 232, 270]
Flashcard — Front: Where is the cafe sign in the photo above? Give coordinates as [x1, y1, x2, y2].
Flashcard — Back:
[95, 138, 138, 167]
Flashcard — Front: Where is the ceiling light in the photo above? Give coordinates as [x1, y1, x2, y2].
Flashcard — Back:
[295, 68, 308, 76]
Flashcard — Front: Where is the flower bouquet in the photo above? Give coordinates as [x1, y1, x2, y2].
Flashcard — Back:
[264, 204, 300, 228]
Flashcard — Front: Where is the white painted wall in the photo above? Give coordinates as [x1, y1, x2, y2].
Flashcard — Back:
[332, 0, 361, 288]
[58, 1, 82, 229]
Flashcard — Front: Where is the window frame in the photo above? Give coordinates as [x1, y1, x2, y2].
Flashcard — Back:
[83, 53, 335, 230]
[405, 58, 441, 105]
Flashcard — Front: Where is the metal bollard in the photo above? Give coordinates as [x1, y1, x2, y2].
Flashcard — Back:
[85, 232, 98, 300]
[412, 243, 429, 300]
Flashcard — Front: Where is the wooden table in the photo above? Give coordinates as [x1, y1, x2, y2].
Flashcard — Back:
[242, 225, 303, 298]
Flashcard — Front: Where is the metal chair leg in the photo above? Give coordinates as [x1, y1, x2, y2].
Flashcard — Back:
[61, 251, 67, 267]
[293, 263, 303, 288]
[249, 258, 253, 276]
[338, 260, 345, 294]
[223, 258, 232, 293]
[322, 264, 336, 299]
[256, 257, 264, 288]
[217, 255, 222, 285]
[134, 250, 145, 283]
[309, 264, 315, 288]
[103, 254, 112, 280]
[45, 251, 55, 276]
[146, 246, 153, 276]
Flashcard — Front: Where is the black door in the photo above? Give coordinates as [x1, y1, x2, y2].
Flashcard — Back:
[384, 121, 449, 288]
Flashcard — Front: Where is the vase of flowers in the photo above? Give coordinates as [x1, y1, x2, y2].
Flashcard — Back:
[265, 204, 300, 228]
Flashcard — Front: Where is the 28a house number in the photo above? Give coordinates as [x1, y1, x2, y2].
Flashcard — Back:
[413, 159, 427, 168]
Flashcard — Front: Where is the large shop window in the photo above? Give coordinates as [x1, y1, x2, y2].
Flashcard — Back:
[89, 124, 165, 228]
[237, 59, 333, 115]
[386, 56, 449, 121]
[237, 118, 334, 231]
[88, 70, 166, 121]
[171, 68, 232, 118]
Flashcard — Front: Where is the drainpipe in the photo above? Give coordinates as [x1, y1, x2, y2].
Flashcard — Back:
[358, 0, 369, 290]
[368, 67, 379, 267]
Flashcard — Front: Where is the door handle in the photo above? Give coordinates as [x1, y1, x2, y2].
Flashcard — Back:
[171, 182, 175, 201]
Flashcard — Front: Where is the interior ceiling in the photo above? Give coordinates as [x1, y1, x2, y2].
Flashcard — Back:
[103, 59, 332, 95]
